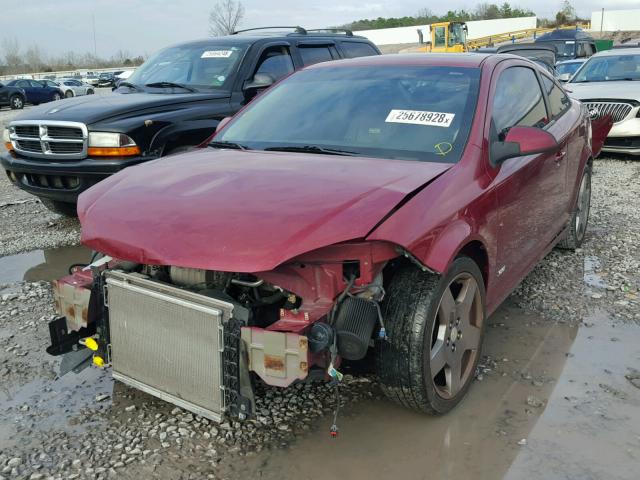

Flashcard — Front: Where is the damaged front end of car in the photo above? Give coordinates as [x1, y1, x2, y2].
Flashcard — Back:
[47, 240, 401, 422]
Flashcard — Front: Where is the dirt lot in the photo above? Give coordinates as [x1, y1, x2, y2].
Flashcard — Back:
[1, 101, 639, 478]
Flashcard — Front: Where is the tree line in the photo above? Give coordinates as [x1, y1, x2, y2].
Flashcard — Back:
[0, 38, 146, 77]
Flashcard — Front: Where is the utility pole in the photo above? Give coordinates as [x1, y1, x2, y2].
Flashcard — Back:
[600, 8, 604, 35]
[92, 13, 97, 65]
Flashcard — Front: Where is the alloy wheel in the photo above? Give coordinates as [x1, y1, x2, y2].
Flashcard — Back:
[430, 272, 483, 399]
[53, 93, 61, 101]
[12, 97, 23, 109]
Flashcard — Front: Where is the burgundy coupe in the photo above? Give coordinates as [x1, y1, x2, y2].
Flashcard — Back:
[48, 54, 611, 424]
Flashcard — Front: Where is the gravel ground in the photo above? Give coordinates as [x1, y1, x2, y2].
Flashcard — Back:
[0, 156, 638, 479]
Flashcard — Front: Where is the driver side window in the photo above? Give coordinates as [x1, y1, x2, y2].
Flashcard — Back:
[254, 46, 294, 81]
[492, 67, 547, 140]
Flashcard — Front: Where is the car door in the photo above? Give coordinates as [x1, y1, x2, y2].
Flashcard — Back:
[29, 80, 47, 102]
[15, 80, 34, 102]
[486, 62, 564, 291]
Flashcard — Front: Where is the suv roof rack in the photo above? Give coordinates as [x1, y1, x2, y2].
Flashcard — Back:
[306, 28, 353, 37]
[231, 26, 355, 37]
[232, 26, 308, 35]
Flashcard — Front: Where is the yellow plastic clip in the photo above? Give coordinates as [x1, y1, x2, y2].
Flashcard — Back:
[93, 355, 105, 367]
[84, 337, 99, 351]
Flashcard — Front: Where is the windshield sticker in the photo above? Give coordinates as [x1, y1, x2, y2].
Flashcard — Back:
[385, 110, 455, 128]
[201, 50, 234, 58]
[434, 142, 453, 156]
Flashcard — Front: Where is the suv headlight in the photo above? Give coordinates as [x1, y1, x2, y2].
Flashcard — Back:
[88, 132, 140, 157]
[3, 127, 13, 152]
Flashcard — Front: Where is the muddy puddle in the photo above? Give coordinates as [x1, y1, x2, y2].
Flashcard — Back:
[0, 245, 91, 284]
[222, 306, 640, 480]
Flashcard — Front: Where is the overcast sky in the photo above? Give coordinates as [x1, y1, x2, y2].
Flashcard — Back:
[2, 0, 639, 58]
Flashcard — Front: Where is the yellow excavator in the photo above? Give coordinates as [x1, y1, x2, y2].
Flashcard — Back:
[420, 21, 469, 53]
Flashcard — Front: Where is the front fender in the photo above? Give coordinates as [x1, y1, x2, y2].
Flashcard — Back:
[149, 119, 221, 152]
[418, 220, 486, 274]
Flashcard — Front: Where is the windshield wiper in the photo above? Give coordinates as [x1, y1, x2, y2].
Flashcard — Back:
[145, 81, 198, 93]
[264, 145, 356, 156]
[118, 81, 143, 91]
[209, 140, 249, 150]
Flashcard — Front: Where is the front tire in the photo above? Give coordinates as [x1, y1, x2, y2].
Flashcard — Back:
[377, 257, 486, 415]
[40, 198, 78, 217]
[558, 163, 592, 250]
[65, 90, 74, 98]
[10, 95, 24, 109]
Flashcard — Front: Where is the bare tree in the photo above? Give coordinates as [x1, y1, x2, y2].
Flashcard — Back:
[25, 45, 44, 72]
[209, 0, 245, 36]
[2, 37, 21, 73]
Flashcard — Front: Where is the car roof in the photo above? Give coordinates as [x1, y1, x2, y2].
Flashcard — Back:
[591, 47, 640, 57]
[535, 28, 594, 41]
[308, 53, 492, 70]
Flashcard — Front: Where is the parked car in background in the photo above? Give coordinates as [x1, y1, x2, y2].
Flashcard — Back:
[567, 48, 640, 155]
[556, 58, 586, 81]
[535, 29, 597, 61]
[0, 81, 26, 109]
[114, 70, 135, 88]
[97, 72, 116, 87]
[4, 79, 62, 105]
[476, 43, 556, 75]
[45, 53, 611, 424]
[84, 75, 99, 86]
[52, 78, 96, 97]
[1, 27, 381, 216]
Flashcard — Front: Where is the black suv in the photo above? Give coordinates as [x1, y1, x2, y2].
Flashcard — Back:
[1, 27, 379, 215]
[0, 81, 26, 110]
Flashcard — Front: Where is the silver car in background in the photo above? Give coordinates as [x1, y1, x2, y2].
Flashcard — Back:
[55, 78, 96, 97]
[567, 48, 640, 155]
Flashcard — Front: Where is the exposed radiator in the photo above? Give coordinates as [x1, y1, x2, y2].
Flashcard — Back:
[105, 271, 235, 421]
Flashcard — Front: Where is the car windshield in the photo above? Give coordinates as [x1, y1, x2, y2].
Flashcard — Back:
[572, 54, 640, 82]
[556, 61, 582, 76]
[215, 66, 481, 163]
[544, 40, 577, 59]
[127, 43, 247, 92]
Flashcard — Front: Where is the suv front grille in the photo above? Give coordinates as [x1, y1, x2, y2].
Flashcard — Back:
[583, 101, 634, 123]
[9, 121, 88, 159]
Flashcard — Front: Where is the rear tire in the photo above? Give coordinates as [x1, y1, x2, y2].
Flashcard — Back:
[10, 95, 24, 109]
[376, 257, 486, 415]
[52, 93, 61, 101]
[87, 89, 94, 95]
[558, 163, 591, 250]
[40, 199, 78, 217]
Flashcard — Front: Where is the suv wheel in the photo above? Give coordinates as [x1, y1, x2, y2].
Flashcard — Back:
[40, 199, 78, 217]
[10, 95, 24, 109]
[376, 257, 486, 414]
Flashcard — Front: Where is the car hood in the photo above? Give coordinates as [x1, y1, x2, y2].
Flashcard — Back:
[12, 91, 231, 125]
[567, 81, 640, 101]
[79, 149, 452, 272]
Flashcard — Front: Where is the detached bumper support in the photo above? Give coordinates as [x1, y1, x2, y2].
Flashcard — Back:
[46, 316, 95, 356]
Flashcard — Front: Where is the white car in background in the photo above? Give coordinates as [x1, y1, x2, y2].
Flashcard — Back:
[44, 78, 95, 98]
[567, 48, 640, 155]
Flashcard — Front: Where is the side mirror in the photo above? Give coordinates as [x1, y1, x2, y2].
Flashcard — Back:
[558, 73, 571, 82]
[243, 73, 275, 92]
[216, 116, 232, 132]
[491, 126, 558, 166]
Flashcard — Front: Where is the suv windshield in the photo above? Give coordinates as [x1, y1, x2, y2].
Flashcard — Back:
[544, 40, 577, 59]
[127, 43, 247, 92]
[215, 66, 480, 163]
[571, 54, 640, 82]
[556, 61, 582, 76]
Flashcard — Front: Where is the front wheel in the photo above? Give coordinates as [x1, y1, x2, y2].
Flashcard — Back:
[376, 257, 486, 415]
[9, 95, 24, 109]
[40, 198, 78, 217]
[65, 90, 74, 98]
[558, 164, 592, 250]
[87, 89, 94, 95]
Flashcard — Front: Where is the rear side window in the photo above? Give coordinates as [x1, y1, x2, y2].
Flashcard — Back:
[340, 42, 378, 59]
[541, 75, 571, 118]
[299, 46, 334, 66]
[492, 67, 547, 137]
